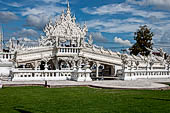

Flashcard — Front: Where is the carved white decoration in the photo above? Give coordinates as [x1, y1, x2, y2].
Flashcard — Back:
[39, 2, 88, 47]
[88, 34, 93, 46]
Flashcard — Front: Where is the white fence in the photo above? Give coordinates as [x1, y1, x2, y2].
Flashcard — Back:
[58, 47, 80, 53]
[11, 68, 92, 81]
[121, 69, 170, 80]
[0, 52, 14, 60]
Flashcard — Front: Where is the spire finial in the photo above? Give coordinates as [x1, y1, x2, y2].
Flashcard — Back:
[67, 0, 70, 8]
[66, 0, 71, 14]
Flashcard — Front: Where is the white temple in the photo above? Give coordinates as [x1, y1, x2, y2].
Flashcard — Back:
[0, 2, 170, 81]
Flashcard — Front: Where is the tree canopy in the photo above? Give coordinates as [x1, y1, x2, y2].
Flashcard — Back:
[129, 25, 153, 56]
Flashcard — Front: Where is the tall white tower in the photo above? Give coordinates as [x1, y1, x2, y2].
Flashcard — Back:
[0, 26, 3, 52]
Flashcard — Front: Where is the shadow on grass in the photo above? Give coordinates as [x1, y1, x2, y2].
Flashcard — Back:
[14, 108, 32, 113]
[134, 97, 170, 101]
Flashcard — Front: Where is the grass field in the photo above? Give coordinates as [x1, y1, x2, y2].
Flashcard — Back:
[0, 86, 170, 113]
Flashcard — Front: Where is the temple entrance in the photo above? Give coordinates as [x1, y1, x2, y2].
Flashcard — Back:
[102, 65, 112, 76]
[90, 62, 115, 80]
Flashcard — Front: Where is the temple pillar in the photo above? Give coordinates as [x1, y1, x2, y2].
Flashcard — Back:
[44, 61, 48, 70]
[53, 59, 59, 70]
[85, 64, 92, 81]
[111, 65, 115, 76]
[77, 66, 85, 81]
[96, 62, 100, 78]
[23, 64, 26, 69]
[34, 61, 40, 70]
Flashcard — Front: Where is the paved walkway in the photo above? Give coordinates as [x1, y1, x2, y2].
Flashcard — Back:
[1, 79, 170, 89]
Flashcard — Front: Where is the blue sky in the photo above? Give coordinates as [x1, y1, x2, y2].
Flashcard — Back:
[1, 0, 170, 52]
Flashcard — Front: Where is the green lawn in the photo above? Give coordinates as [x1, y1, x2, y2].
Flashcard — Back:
[0, 87, 170, 113]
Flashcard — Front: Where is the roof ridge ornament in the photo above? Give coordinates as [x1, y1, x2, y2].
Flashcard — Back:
[67, 0, 70, 9]
[72, 14, 76, 23]
[66, 0, 71, 14]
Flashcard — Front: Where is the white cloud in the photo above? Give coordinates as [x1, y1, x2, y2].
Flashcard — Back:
[21, 5, 64, 16]
[0, 1, 22, 7]
[42, 0, 67, 4]
[114, 37, 132, 46]
[90, 32, 108, 42]
[127, 0, 170, 10]
[21, 4, 65, 30]
[25, 14, 49, 30]
[10, 28, 39, 46]
[7, 37, 39, 47]
[8, 2, 22, 7]
[0, 11, 18, 23]
[86, 18, 142, 33]
[13, 28, 38, 38]
[42, 0, 61, 3]
[82, 3, 133, 15]
[82, 3, 168, 19]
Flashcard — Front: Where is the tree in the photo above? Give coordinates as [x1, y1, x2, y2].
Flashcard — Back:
[129, 25, 153, 56]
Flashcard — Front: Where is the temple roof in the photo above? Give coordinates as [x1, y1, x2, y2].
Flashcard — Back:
[41, 1, 88, 46]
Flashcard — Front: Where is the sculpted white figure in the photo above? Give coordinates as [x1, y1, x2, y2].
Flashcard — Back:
[88, 34, 93, 46]
[159, 48, 165, 58]
[121, 54, 129, 68]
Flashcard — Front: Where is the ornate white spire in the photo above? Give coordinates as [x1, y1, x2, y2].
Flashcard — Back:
[72, 14, 76, 23]
[40, 0, 88, 47]
[60, 10, 65, 21]
[67, 0, 70, 8]
[67, 0, 71, 14]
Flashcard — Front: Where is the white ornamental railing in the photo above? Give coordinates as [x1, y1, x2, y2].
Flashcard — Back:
[11, 68, 92, 82]
[0, 52, 14, 60]
[122, 69, 170, 80]
[57, 47, 81, 54]
[12, 70, 73, 81]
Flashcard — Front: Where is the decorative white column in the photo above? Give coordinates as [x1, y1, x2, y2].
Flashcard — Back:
[85, 64, 92, 81]
[34, 61, 40, 70]
[96, 62, 100, 78]
[44, 61, 48, 70]
[71, 62, 77, 81]
[23, 64, 26, 69]
[110, 65, 115, 76]
[77, 66, 85, 81]
[53, 59, 59, 70]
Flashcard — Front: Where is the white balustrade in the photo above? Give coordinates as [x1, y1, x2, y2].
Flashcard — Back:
[57, 47, 81, 54]
[0, 52, 14, 60]
[71, 66, 92, 82]
[12, 70, 73, 81]
[12, 68, 92, 81]
[122, 69, 170, 80]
